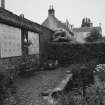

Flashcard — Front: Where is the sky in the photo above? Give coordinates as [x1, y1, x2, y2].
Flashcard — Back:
[1, 0, 105, 35]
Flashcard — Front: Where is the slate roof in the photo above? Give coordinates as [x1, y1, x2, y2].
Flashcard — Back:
[42, 15, 73, 35]
[73, 26, 102, 33]
[0, 7, 42, 33]
[42, 15, 66, 30]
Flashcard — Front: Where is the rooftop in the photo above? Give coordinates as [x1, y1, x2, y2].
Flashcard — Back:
[73, 26, 102, 33]
[42, 6, 73, 35]
[0, 7, 42, 33]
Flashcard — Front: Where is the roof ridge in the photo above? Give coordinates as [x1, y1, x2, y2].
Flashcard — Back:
[0, 7, 42, 32]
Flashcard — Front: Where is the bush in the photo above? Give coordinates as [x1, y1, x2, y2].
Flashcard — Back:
[49, 86, 105, 105]
[0, 73, 17, 105]
[85, 29, 102, 42]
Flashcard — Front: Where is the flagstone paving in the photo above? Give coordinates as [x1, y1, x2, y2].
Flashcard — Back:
[14, 67, 71, 105]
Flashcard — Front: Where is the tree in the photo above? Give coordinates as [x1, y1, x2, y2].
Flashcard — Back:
[85, 29, 102, 42]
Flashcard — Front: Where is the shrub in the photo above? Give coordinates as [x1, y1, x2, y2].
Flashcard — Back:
[0, 73, 17, 105]
[85, 29, 102, 42]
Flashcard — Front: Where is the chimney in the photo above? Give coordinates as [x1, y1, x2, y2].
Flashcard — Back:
[1, 0, 5, 9]
[48, 5, 55, 16]
[20, 14, 24, 18]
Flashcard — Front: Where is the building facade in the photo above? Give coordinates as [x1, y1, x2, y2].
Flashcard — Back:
[0, 7, 53, 73]
[73, 18, 102, 43]
[42, 5, 73, 40]
[42, 8, 102, 43]
[0, 8, 40, 58]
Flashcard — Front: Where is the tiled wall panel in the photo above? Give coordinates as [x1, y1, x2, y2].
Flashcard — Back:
[0, 24, 22, 57]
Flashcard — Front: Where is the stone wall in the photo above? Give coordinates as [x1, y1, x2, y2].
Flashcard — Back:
[40, 26, 54, 62]
[0, 54, 39, 75]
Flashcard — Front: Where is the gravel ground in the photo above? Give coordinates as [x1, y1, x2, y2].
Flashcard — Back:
[14, 67, 71, 105]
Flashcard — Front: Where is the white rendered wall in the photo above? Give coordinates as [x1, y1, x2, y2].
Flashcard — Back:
[74, 32, 90, 43]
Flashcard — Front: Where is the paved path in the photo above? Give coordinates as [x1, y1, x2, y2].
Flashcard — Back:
[14, 67, 71, 105]
[43, 72, 72, 105]
[55, 73, 72, 91]
[13, 64, 103, 105]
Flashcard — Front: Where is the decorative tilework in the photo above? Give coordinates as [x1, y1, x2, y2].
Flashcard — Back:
[0, 23, 22, 57]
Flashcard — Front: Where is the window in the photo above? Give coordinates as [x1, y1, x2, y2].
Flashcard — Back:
[21, 29, 28, 56]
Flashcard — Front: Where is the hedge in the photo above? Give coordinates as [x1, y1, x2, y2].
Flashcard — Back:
[46, 42, 105, 64]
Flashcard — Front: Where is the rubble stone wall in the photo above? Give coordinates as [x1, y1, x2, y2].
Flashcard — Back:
[0, 54, 39, 74]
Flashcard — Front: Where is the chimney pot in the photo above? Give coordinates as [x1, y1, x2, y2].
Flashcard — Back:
[48, 5, 55, 16]
[1, 0, 5, 9]
[20, 14, 24, 18]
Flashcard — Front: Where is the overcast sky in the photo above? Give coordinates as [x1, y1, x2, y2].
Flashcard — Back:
[2, 0, 105, 35]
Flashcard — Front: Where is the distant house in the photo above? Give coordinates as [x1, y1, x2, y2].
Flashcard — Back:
[73, 18, 102, 43]
[42, 8, 102, 43]
[42, 5, 73, 40]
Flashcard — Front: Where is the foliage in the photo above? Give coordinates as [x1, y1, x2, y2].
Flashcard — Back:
[46, 64, 105, 105]
[47, 42, 105, 65]
[95, 64, 105, 81]
[52, 28, 71, 42]
[0, 73, 17, 105]
[85, 29, 102, 42]
[48, 83, 105, 105]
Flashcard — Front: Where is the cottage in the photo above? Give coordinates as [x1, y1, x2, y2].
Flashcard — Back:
[0, 6, 53, 74]
[42, 5, 73, 41]
[0, 7, 42, 58]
